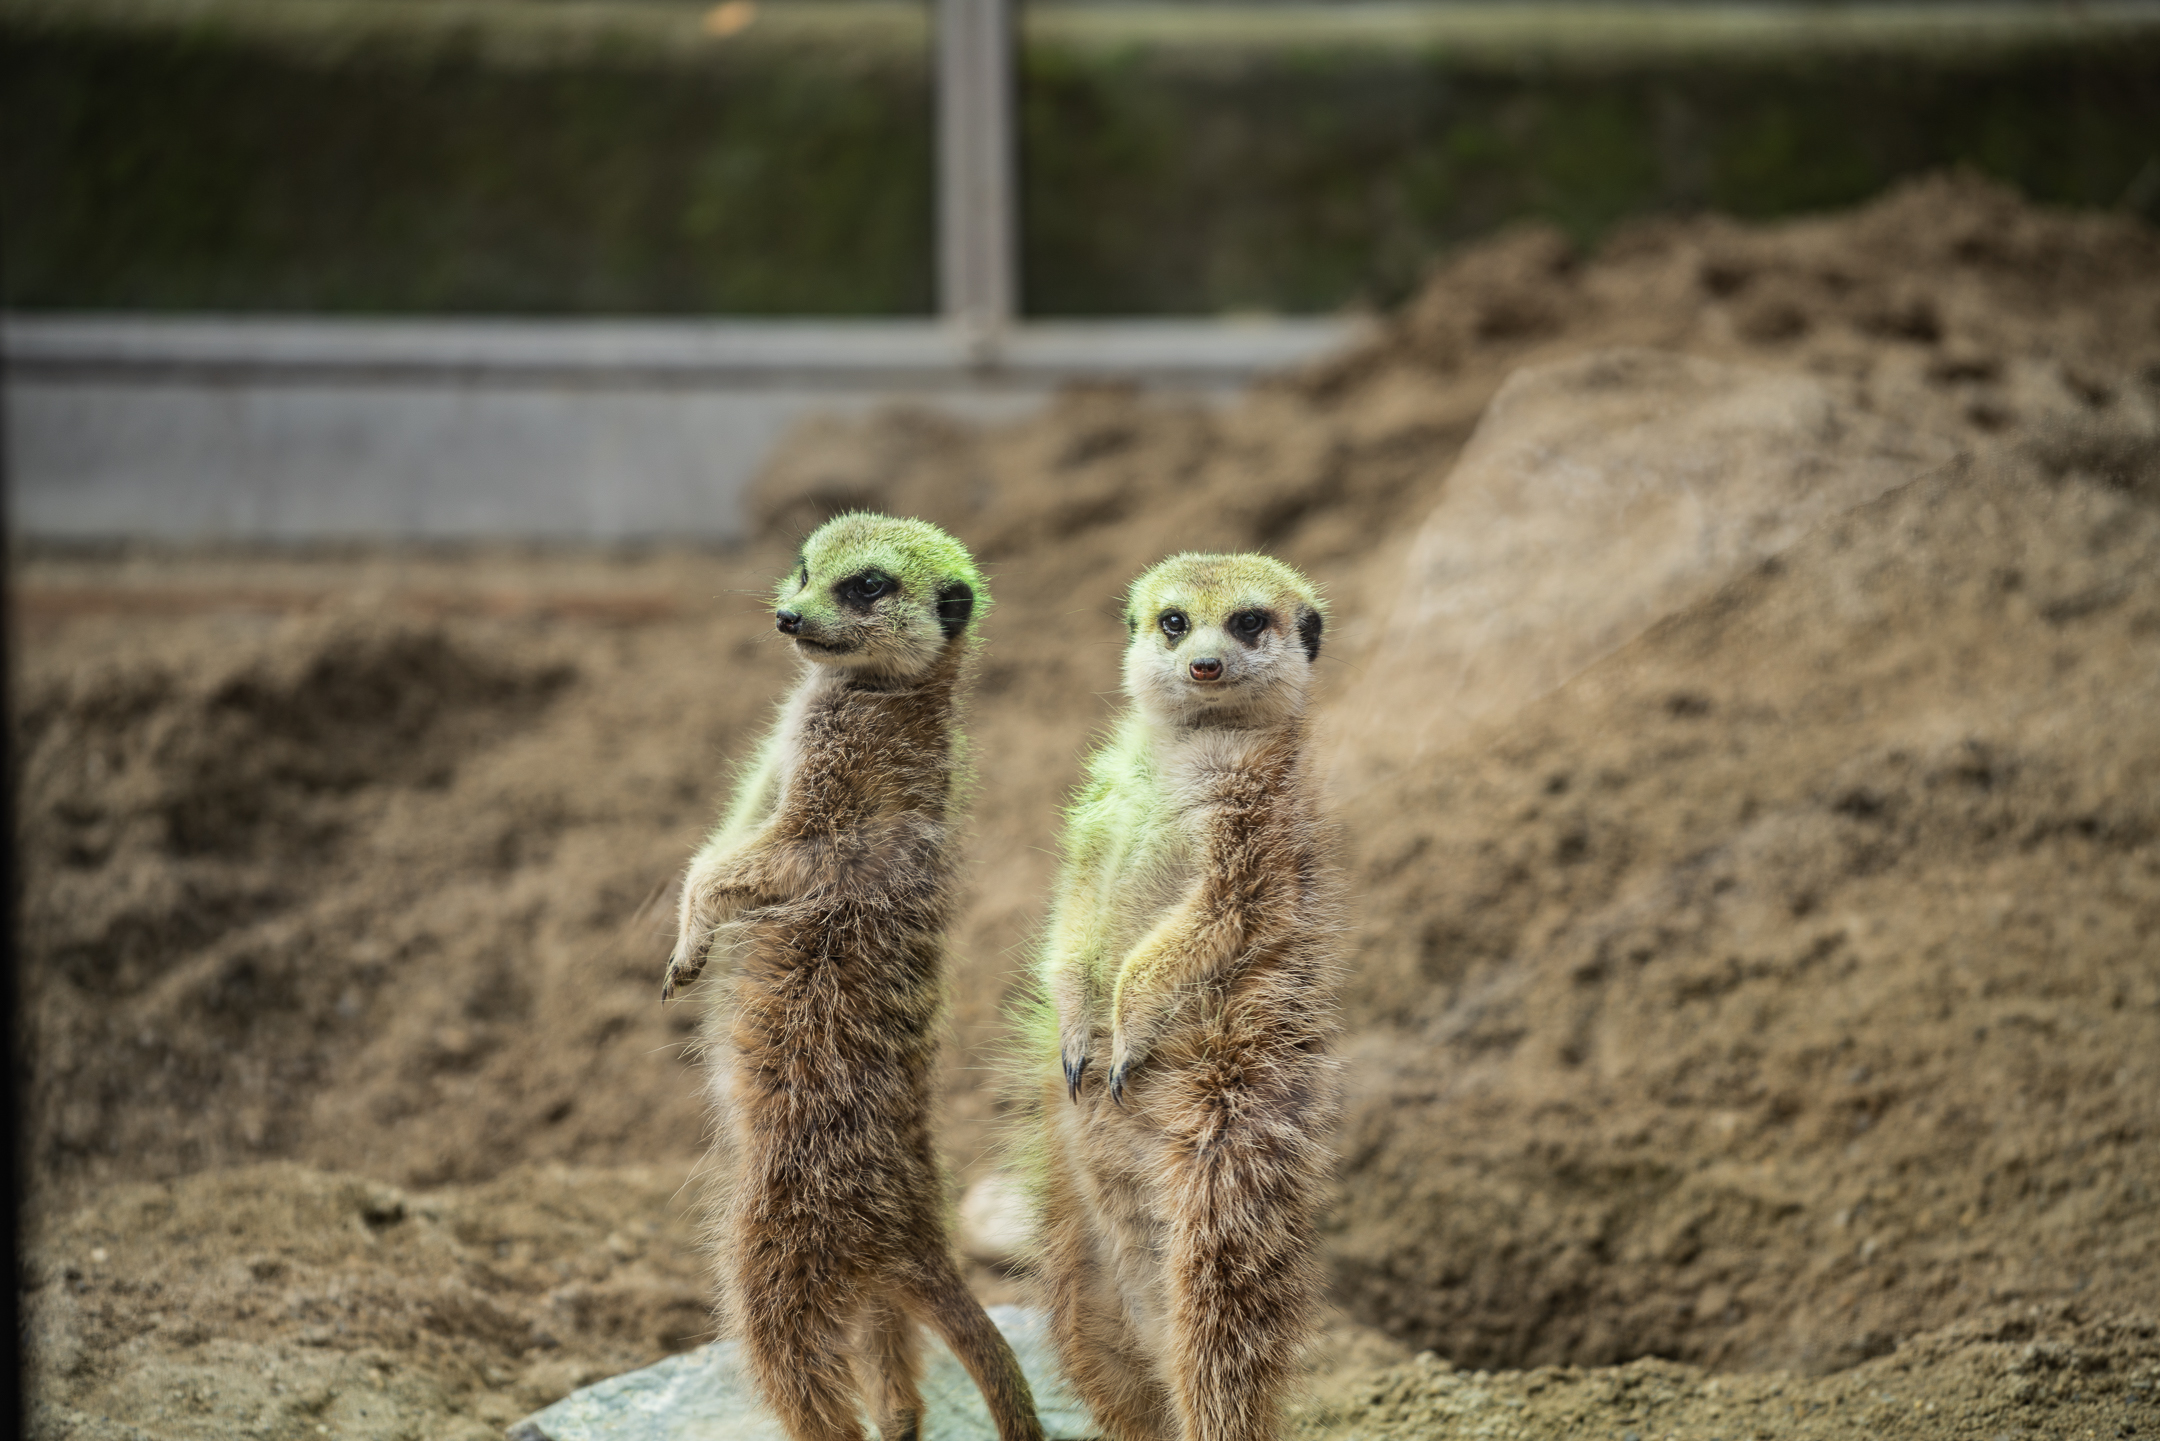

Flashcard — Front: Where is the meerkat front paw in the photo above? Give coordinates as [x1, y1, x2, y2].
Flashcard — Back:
[664, 869, 769, 1000]
[666, 865, 720, 1001]
[1105, 971, 1164, 1105]
[1060, 1040, 1091, 1103]
[1050, 968, 1098, 1103]
[661, 930, 710, 1001]
[1105, 1030, 1146, 1107]
[664, 880, 722, 1000]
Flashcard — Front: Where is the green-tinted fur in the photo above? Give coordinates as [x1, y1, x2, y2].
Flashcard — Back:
[1119, 550, 1325, 641]
[772, 509, 989, 634]
[689, 510, 990, 885]
[995, 988, 1063, 1259]
[1003, 551, 1324, 1219]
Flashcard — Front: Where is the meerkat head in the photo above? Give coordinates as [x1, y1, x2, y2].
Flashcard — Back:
[1121, 552, 1325, 728]
[772, 512, 988, 679]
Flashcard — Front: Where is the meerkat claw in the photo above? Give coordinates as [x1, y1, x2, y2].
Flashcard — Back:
[1107, 1058, 1131, 1107]
[1063, 1053, 1089, 1102]
[661, 954, 704, 1001]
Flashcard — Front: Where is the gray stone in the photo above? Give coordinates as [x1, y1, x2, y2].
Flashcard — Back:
[507, 1305, 1094, 1441]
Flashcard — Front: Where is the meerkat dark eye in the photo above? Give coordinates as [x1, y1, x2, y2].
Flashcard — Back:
[797, 565, 808, 590]
[1158, 610, 1189, 643]
[1227, 609, 1271, 646]
[835, 571, 892, 611]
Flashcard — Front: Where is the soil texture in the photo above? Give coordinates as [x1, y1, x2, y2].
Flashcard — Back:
[17, 173, 2160, 1439]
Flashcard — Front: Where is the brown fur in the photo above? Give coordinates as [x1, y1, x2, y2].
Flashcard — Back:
[668, 518, 1041, 1441]
[1034, 555, 1341, 1441]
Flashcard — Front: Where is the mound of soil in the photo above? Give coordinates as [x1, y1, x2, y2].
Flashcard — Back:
[1330, 444, 2160, 1375]
[1291, 1306, 2160, 1441]
[18, 623, 574, 1180]
[11, 575, 800, 1200]
[17, 173, 2160, 1437]
[25, 1163, 708, 1441]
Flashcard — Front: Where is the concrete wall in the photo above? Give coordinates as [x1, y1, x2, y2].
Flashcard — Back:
[3, 316, 1355, 540]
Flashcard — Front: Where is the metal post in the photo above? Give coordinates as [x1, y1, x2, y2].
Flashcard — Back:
[937, 0, 1017, 363]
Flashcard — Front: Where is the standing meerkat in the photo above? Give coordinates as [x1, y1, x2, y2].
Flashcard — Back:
[664, 512, 1042, 1441]
[1027, 552, 1340, 1441]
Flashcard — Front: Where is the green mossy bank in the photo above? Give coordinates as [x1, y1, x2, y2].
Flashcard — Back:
[5, 0, 2157, 315]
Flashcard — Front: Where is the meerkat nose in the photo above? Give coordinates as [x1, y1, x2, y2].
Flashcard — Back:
[775, 609, 803, 635]
[1189, 657, 1223, 682]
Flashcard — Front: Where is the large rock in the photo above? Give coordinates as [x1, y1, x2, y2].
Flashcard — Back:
[1330, 348, 1958, 779]
[507, 1306, 1092, 1441]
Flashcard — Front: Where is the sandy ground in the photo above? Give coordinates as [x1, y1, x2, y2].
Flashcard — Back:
[17, 174, 2160, 1439]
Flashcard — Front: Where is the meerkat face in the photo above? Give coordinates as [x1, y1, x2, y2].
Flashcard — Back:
[772, 512, 987, 679]
[1120, 552, 1325, 727]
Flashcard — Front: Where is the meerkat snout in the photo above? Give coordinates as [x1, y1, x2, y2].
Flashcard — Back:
[1188, 656, 1223, 681]
[774, 607, 803, 634]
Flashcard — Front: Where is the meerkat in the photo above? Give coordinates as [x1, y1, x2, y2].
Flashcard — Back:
[664, 512, 1042, 1441]
[1027, 552, 1340, 1441]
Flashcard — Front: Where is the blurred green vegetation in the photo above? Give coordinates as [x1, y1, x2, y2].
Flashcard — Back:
[0, 2, 939, 313]
[3, 1, 2156, 315]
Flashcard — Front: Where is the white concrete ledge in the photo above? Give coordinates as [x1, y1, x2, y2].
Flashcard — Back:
[3, 316, 1361, 541]
[4, 315, 1359, 389]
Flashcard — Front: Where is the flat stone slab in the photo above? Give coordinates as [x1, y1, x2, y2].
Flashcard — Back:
[506, 1306, 1094, 1441]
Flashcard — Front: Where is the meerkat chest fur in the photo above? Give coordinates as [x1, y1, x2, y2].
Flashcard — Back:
[775, 662, 961, 844]
[1097, 726, 1304, 985]
[729, 662, 966, 1051]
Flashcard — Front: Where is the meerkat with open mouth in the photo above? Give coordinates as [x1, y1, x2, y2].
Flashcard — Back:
[1029, 552, 1340, 1441]
[665, 512, 1041, 1441]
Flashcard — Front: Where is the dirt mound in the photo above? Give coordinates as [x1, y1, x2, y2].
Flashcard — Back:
[1330, 346, 1964, 757]
[24, 1162, 709, 1441]
[1334, 169, 2160, 400]
[18, 621, 568, 889]
[16, 173, 2160, 1435]
[11, 612, 713, 1194]
[1293, 1303, 2160, 1441]
[17, 622, 575, 1174]
[1329, 442, 2160, 1373]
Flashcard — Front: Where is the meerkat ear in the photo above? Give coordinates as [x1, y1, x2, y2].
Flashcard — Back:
[1297, 606, 1323, 661]
[936, 581, 975, 639]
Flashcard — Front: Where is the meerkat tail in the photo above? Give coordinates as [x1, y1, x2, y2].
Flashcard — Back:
[1163, 1124, 1322, 1441]
[906, 1258, 1046, 1441]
